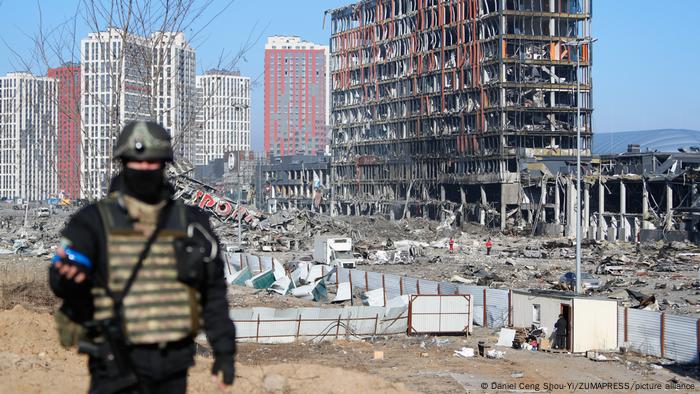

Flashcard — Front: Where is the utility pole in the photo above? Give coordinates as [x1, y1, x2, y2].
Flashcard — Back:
[564, 37, 596, 294]
[575, 48, 582, 294]
[237, 167, 242, 249]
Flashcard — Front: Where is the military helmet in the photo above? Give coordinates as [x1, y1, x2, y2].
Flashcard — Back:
[114, 121, 174, 162]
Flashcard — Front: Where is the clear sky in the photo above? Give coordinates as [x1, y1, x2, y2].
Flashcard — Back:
[0, 0, 698, 152]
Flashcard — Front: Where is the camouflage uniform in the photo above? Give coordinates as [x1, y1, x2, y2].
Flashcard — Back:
[49, 121, 235, 394]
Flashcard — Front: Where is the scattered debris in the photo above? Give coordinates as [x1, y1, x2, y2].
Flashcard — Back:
[453, 347, 475, 358]
[332, 282, 351, 303]
[362, 288, 385, 306]
[495, 328, 517, 347]
[486, 349, 505, 359]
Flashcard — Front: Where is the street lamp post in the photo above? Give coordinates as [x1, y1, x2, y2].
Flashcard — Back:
[563, 37, 596, 294]
[238, 175, 242, 248]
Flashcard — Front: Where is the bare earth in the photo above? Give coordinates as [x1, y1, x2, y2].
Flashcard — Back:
[1, 304, 698, 394]
[1, 244, 699, 393]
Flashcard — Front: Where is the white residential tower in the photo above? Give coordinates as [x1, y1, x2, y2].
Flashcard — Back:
[80, 28, 152, 198]
[195, 70, 250, 166]
[0, 72, 57, 201]
[151, 32, 197, 162]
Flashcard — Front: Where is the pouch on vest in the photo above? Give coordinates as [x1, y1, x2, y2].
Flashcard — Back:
[55, 309, 85, 348]
[173, 222, 217, 287]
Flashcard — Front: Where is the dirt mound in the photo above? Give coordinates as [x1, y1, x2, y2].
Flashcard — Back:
[0, 307, 416, 394]
[0, 305, 88, 393]
[0, 256, 57, 313]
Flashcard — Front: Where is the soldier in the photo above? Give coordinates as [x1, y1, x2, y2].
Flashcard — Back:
[49, 121, 236, 393]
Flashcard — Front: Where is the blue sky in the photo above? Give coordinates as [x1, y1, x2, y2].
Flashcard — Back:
[0, 0, 698, 152]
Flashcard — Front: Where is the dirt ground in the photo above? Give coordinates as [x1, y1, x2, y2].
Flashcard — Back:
[2, 305, 698, 393]
[2, 239, 700, 393]
[0, 305, 414, 394]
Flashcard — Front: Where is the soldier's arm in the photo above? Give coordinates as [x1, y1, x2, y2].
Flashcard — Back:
[188, 208, 236, 355]
[49, 205, 103, 322]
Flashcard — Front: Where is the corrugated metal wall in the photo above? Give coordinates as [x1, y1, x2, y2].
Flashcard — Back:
[617, 307, 625, 350]
[664, 314, 698, 364]
[335, 268, 510, 328]
[419, 280, 439, 295]
[486, 289, 510, 327]
[626, 309, 662, 358]
[618, 307, 699, 364]
[229, 261, 700, 364]
[230, 306, 408, 343]
[227, 253, 277, 274]
[384, 274, 402, 299]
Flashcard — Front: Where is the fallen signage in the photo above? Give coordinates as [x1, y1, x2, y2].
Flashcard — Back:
[172, 175, 262, 224]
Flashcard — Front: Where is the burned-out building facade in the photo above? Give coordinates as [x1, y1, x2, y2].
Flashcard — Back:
[329, 0, 593, 228]
[256, 155, 332, 214]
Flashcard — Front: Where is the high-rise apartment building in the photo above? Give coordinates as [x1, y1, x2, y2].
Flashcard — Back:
[329, 0, 592, 227]
[0, 72, 57, 201]
[48, 63, 81, 199]
[151, 32, 197, 161]
[80, 28, 152, 198]
[195, 70, 250, 166]
[264, 36, 329, 157]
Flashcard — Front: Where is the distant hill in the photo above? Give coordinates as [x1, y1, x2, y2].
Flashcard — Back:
[592, 129, 700, 154]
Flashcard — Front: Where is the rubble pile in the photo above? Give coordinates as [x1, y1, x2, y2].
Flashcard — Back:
[214, 211, 700, 317]
[214, 209, 358, 252]
[0, 206, 74, 256]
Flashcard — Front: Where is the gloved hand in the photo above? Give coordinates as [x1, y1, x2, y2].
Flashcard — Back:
[51, 247, 92, 285]
[211, 353, 235, 387]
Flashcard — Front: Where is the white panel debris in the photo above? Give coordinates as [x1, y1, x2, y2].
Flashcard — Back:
[332, 282, 352, 303]
[496, 328, 517, 347]
[362, 288, 385, 306]
[268, 276, 293, 296]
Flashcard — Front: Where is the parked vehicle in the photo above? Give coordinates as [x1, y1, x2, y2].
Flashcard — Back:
[559, 272, 601, 290]
[36, 207, 50, 218]
[313, 236, 360, 268]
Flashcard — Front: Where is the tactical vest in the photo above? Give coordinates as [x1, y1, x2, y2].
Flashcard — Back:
[92, 193, 200, 345]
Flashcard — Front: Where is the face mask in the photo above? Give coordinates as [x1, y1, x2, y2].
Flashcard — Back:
[123, 167, 165, 203]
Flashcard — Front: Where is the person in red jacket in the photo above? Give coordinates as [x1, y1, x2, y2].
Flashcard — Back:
[449, 238, 455, 253]
[485, 238, 493, 255]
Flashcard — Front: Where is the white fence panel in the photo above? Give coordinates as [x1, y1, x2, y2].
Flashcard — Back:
[418, 280, 439, 295]
[384, 274, 403, 299]
[368, 271, 383, 290]
[403, 277, 419, 295]
[617, 307, 625, 350]
[627, 309, 662, 357]
[486, 289, 510, 328]
[664, 314, 698, 364]
[408, 295, 472, 334]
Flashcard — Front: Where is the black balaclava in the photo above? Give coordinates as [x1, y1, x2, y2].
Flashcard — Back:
[122, 164, 166, 204]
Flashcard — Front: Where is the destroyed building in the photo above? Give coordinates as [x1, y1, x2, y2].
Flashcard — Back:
[328, 0, 593, 228]
[255, 155, 332, 213]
